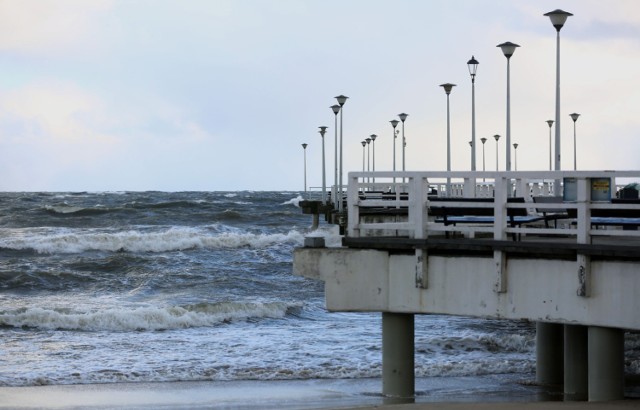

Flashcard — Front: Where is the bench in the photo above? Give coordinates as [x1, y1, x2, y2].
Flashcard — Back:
[532, 196, 570, 228]
[566, 199, 640, 230]
[428, 197, 543, 239]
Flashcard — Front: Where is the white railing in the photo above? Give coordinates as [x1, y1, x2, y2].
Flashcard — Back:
[346, 170, 640, 243]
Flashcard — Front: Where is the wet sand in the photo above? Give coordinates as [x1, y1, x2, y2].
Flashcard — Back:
[0, 378, 637, 410]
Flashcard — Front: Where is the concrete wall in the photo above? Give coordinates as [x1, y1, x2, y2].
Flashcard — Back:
[293, 247, 640, 330]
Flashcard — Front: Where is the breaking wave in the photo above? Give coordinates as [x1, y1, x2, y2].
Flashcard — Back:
[0, 227, 305, 254]
[0, 301, 296, 331]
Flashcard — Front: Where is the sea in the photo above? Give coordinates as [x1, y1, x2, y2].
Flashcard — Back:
[0, 191, 638, 408]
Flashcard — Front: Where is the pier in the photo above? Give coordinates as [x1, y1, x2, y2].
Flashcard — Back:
[293, 170, 640, 402]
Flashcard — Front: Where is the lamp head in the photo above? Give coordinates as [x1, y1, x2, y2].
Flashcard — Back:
[318, 126, 328, 137]
[330, 104, 341, 115]
[335, 95, 349, 106]
[439, 83, 456, 94]
[494, 134, 501, 141]
[366, 138, 371, 144]
[546, 120, 554, 127]
[302, 143, 308, 149]
[469, 141, 473, 147]
[361, 141, 366, 147]
[544, 9, 573, 32]
[398, 113, 408, 122]
[569, 113, 580, 122]
[390, 119, 399, 129]
[370, 134, 377, 141]
[513, 143, 519, 149]
[467, 55, 479, 78]
[481, 137, 487, 144]
[497, 42, 520, 59]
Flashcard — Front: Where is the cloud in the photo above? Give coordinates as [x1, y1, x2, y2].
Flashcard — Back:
[0, 0, 113, 55]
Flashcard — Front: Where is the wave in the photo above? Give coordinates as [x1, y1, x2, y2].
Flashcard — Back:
[0, 301, 297, 331]
[44, 205, 117, 216]
[0, 227, 305, 254]
[282, 196, 303, 207]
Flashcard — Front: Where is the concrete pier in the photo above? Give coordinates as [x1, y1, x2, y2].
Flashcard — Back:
[294, 170, 640, 402]
[564, 324, 588, 401]
[588, 326, 625, 401]
[382, 312, 415, 402]
[536, 323, 564, 386]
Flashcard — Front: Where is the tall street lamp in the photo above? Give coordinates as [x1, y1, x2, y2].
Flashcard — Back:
[494, 134, 501, 171]
[390, 119, 399, 186]
[546, 120, 554, 170]
[302, 143, 308, 198]
[398, 113, 408, 173]
[544, 9, 573, 193]
[319, 126, 328, 204]
[366, 137, 372, 188]
[481, 137, 487, 182]
[331, 105, 341, 208]
[440, 83, 456, 195]
[467, 56, 479, 171]
[361, 140, 367, 173]
[513, 143, 519, 171]
[370, 134, 377, 188]
[335, 95, 348, 211]
[570, 113, 580, 170]
[497, 42, 520, 171]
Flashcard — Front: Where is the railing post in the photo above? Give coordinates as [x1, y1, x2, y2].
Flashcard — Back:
[493, 174, 507, 292]
[576, 177, 591, 297]
[347, 174, 361, 237]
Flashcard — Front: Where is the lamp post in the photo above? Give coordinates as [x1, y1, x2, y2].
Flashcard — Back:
[546, 120, 554, 171]
[494, 134, 501, 171]
[497, 42, 520, 171]
[481, 137, 487, 182]
[570, 113, 580, 170]
[390, 119, 399, 186]
[370, 134, 377, 188]
[513, 143, 519, 171]
[440, 83, 456, 196]
[318, 126, 328, 204]
[366, 137, 372, 189]
[335, 95, 348, 211]
[467, 56, 479, 171]
[361, 140, 366, 173]
[544, 9, 573, 194]
[331, 104, 341, 208]
[302, 143, 308, 198]
[398, 112, 408, 173]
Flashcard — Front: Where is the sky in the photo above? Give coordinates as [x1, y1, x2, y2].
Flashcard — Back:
[0, 0, 639, 192]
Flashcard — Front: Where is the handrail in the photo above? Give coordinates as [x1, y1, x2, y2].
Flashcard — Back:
[347, 170, 640, 243]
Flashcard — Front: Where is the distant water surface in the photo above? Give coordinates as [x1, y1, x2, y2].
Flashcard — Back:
[0, 191, 637, 398]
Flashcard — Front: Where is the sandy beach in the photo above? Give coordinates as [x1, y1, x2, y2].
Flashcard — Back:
[0, 378, 638, 410]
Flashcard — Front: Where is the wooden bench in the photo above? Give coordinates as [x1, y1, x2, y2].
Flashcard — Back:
[566, 198, 640, 230]
[428, 197, 542, 239]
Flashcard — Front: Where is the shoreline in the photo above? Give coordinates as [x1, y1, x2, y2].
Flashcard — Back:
[0, 376, 638, 410]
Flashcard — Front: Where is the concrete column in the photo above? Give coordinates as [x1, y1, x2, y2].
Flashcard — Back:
[536, 322, 564, 385]
[588, 326, 624, 402]
[382, 312, 415, 403]
[564, 324, 588, 401]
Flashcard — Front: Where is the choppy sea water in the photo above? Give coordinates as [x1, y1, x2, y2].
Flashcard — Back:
[0, 191, 638, 400]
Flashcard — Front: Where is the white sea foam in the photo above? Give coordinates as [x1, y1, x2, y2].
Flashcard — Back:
[0, 227, 305, 254]
[0, 302, 294, 331]
[281, 196, 303, 207]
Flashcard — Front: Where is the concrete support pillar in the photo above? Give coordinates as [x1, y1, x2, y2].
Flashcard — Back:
[382, 312, 415, 403]
[588, 326, 624, 402]
[564, 324, 588, 401]
[536, 322, 564, 385]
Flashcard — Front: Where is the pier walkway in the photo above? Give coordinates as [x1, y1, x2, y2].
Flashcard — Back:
[293, 171, 640, 403]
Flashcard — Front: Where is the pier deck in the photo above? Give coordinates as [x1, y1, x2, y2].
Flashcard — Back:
[293, 171, 640, 402]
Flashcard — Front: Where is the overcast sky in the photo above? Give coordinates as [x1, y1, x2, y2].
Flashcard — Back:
[0, 0, 638, 192]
